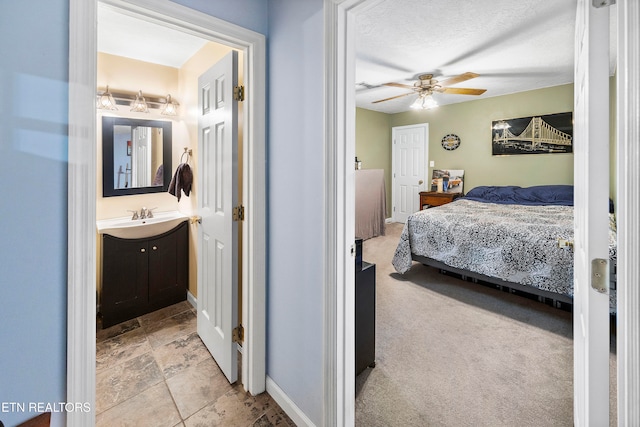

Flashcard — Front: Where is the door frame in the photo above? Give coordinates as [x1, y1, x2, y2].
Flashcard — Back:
[68, 1, 266, 425]
[324, 0, 640, 425]
[615, 1, 640, 423]
[572, 1, 611, 423]
[391, 123, 429, 222]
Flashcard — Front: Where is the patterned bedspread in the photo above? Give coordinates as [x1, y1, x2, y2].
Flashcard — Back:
[392, 199, 618, 306]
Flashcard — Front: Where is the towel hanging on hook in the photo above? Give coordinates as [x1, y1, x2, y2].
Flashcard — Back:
[180, 147, 192, 164]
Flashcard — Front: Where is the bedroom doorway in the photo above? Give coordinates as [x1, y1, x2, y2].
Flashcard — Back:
[323, 0, 632, 424]
[391, 123, 428, 223]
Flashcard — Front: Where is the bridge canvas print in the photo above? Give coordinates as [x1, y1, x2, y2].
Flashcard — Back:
[491, 112, 573, 155]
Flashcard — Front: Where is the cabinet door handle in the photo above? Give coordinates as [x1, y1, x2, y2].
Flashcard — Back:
[140, 248, 146, 253]
[152, 246, 158, 251]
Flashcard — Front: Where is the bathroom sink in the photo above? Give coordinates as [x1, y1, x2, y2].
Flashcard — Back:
[96, 211, 189, 239]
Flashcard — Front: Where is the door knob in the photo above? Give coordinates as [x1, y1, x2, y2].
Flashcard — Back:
[190, 215, 202, 225]
[418, 180, 424, 185]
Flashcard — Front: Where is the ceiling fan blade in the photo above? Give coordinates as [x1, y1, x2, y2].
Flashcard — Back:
[438, 72, 479, 87]
[439, 87, 487, 95]
[383, 82, 415, 89]
[372, 92, 414, 103]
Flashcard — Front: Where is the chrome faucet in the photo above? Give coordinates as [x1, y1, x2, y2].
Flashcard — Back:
[140, 207, 157, 219]
[128, 210, 139, 220]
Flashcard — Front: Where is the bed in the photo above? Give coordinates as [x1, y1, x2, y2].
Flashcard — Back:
[392, 185, 618, 312]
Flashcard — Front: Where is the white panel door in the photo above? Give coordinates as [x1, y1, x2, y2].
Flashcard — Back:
[392, 124, 428, 223]
[197, 50, 239, 384]
[573, 1, 611, 425]
[131, 126, 151, 187]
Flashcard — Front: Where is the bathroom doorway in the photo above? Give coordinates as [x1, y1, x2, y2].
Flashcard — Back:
[68, 1, 267, 423]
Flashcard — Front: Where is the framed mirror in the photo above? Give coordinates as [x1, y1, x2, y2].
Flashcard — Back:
[102, 117, 172, 197]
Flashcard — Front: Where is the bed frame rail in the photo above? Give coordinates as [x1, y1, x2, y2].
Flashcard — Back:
[412, 254, 575, 308]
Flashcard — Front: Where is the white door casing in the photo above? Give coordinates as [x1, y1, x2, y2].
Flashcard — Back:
[573, 1, 611, 425]
[616, 1, 640, 424]
[68, 2, 267, 423]
[323, 0, 640, 426]
[392, 124, 428, 223]
[197, 50, 239, 384]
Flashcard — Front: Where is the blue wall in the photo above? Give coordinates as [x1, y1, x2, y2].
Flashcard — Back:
[267, 0, 325, 424]
[0, 1, 328, 425]
[0, 1, 69, 426]
[171, 0, 269, 35]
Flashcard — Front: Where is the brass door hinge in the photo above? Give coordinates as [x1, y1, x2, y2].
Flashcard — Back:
[234, 85, 245, 101]
[232, 324, 244, 343]
[233, 205, 245, 221]
[591, 258, 608, 293]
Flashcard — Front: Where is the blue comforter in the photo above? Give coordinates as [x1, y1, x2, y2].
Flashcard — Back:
[462, 185, 574, 206]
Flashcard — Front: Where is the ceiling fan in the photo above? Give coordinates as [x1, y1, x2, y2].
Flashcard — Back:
[373, 72, 487, 108]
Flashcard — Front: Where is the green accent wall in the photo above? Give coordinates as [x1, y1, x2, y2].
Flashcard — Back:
[357, 80, 618, 217]
[355, 108, 392, 216]
[390, 84, 576, 193]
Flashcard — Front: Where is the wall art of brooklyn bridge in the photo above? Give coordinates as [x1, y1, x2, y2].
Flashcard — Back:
[491, 112, 573, 155]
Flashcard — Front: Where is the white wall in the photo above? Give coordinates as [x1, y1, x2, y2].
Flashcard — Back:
[267, 0, 325, 424]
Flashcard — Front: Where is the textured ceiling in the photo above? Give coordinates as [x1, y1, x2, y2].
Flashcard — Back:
[355, 0, 615, 114]
[99, 1, 615, 114]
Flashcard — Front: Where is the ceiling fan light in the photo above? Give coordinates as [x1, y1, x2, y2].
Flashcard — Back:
[411, 93, 438, 110]
[410, 97, 423, 109]
[422, 94, 438, 109]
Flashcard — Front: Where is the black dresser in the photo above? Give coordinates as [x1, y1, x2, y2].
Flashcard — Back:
[355, 239, 376, 376]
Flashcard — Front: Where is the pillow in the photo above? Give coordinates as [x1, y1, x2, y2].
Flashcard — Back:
[463, 185, 574, 206]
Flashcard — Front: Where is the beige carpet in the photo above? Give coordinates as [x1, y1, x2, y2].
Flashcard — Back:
[355, 222, 617, 427]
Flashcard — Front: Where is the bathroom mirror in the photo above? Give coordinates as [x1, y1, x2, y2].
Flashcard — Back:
[102, 117, 172, 197]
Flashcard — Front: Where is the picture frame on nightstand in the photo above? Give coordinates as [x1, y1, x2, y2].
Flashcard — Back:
[431, 169, 465, 194]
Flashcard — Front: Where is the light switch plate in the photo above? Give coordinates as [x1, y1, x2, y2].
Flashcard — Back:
[429, 161, 435, 167]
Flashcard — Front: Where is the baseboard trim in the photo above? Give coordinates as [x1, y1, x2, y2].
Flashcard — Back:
[266, 376, 316, 427]
[186, 290, 196, 309]
[188, 270, 311, 423]
[385, 217, 393, 223]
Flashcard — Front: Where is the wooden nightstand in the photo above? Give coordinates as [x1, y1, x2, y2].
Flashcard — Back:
[419, 191, 462, 209]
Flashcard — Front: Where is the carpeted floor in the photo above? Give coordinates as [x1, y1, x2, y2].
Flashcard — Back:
[355, 222, 617, 427]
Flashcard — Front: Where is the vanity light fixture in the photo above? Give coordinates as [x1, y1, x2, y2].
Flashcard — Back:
[410, 92, 438, 110]
[96, 85, 118, 110]
[130, 90, 150, 113]
[96, 86, 180, 113]
[160, 94, 179, 116]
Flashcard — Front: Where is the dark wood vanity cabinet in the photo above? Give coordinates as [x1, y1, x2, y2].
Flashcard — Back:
[101, 221, 188, 328]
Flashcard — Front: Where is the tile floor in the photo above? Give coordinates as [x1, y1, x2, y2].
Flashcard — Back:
[96, 301, 294, 427]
